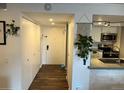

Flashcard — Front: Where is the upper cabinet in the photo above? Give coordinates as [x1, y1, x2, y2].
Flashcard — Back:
[90, 26, 118, 42]
[102, 26, 117, 33]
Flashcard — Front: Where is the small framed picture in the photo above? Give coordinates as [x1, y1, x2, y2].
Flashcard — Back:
[0, 21, 6, 45]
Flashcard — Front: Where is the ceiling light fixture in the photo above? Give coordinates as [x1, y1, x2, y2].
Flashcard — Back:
[51, 22, 55, 25]
[98, 22, 102, 25]
[104, 21, 110, 27]
[3, 8, 7, 11]
[104, 22, 108, 26]
[44, 3, 52, 11]
[49, 18, 53, 22]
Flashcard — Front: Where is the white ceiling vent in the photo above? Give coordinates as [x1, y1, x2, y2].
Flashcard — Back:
[44, 3, 52, 11]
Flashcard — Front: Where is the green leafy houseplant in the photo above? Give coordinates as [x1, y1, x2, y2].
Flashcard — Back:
[6, 20, 20, 36]
[75, 34, 93, 65]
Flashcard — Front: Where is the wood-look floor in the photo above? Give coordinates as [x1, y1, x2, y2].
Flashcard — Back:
[29, 65, 68, 90]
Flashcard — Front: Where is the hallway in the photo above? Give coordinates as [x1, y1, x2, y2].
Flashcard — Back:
[29, 65, 68, 90]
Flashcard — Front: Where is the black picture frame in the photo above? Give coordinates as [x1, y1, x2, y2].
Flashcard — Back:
[0, 21, 6, 45]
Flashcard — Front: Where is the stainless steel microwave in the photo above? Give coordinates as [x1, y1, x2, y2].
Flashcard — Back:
[101, 33, 117, 42]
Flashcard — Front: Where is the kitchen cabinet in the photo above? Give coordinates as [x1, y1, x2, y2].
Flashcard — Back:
[91, 26, 102, 42]
[102, 27, 117, 33]
[91, 26, 118, 42]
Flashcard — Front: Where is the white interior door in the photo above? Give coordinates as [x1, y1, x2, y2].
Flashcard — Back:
[42, 26, 66, 65]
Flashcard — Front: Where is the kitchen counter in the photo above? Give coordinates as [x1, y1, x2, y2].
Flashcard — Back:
[89, 58, 124, 69]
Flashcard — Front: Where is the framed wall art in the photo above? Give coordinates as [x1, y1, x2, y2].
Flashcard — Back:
[0, 21, 6, 45]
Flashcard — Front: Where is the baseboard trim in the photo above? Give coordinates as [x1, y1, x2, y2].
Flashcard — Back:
[28, 65, 42, 90]
[0, 88, 11, 90]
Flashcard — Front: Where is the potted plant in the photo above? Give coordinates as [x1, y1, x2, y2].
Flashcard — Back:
[75, 34, 93, 65]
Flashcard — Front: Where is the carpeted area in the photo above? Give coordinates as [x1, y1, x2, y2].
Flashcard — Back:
[29, 65, 68, 90]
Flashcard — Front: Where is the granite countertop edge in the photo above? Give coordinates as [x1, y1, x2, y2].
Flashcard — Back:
[88, 66, 124, 69]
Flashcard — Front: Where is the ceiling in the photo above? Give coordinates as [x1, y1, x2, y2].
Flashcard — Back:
[93, 15, 124, 23]
[93, 15, 124, 26]
[23, 12, 73, 27]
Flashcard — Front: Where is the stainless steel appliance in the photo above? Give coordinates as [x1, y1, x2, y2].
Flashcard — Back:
[98, 44, 119, 58]
[102, 49, 119, 58]
[101, 33, 117, 42]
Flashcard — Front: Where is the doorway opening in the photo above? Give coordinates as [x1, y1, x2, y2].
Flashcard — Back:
[22, 12, 74, 90]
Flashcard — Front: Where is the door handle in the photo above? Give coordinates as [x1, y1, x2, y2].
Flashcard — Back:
[46, 45, 49, 50]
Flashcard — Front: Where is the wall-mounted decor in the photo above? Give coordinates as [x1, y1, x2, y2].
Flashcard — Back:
[6, 20, 20, 36]
[0, 21, 6, 45]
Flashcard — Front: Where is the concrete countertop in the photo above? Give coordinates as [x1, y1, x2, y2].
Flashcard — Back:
[89, 58, 124, 69]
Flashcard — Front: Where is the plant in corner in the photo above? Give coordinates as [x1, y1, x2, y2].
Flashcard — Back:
[6, 20, 20, 36]
[75, 34, 93, 65]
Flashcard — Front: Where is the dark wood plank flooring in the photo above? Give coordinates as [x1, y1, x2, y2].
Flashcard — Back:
[29, 65, 68, 90]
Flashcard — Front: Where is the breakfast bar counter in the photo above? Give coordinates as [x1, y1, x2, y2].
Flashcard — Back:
[89, 58, 124, 69]
[88, 58, 124, 89]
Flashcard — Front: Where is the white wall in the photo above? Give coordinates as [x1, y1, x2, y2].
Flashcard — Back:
[41, 26, 66, 65]
[73, 52, 91, 90]
[21, 18, 41, 89]
[72, 23, 92, 90]
[67, 17, 74, 89]
[0, 8, 41, 89]
[0, 8, 21, 89]
[0, 36, 21, 89]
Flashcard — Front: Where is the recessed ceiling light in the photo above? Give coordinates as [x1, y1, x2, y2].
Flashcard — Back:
[49, 18, 53, 22]
[98, 22, 102, 25]
[51, 22, 55, 25]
